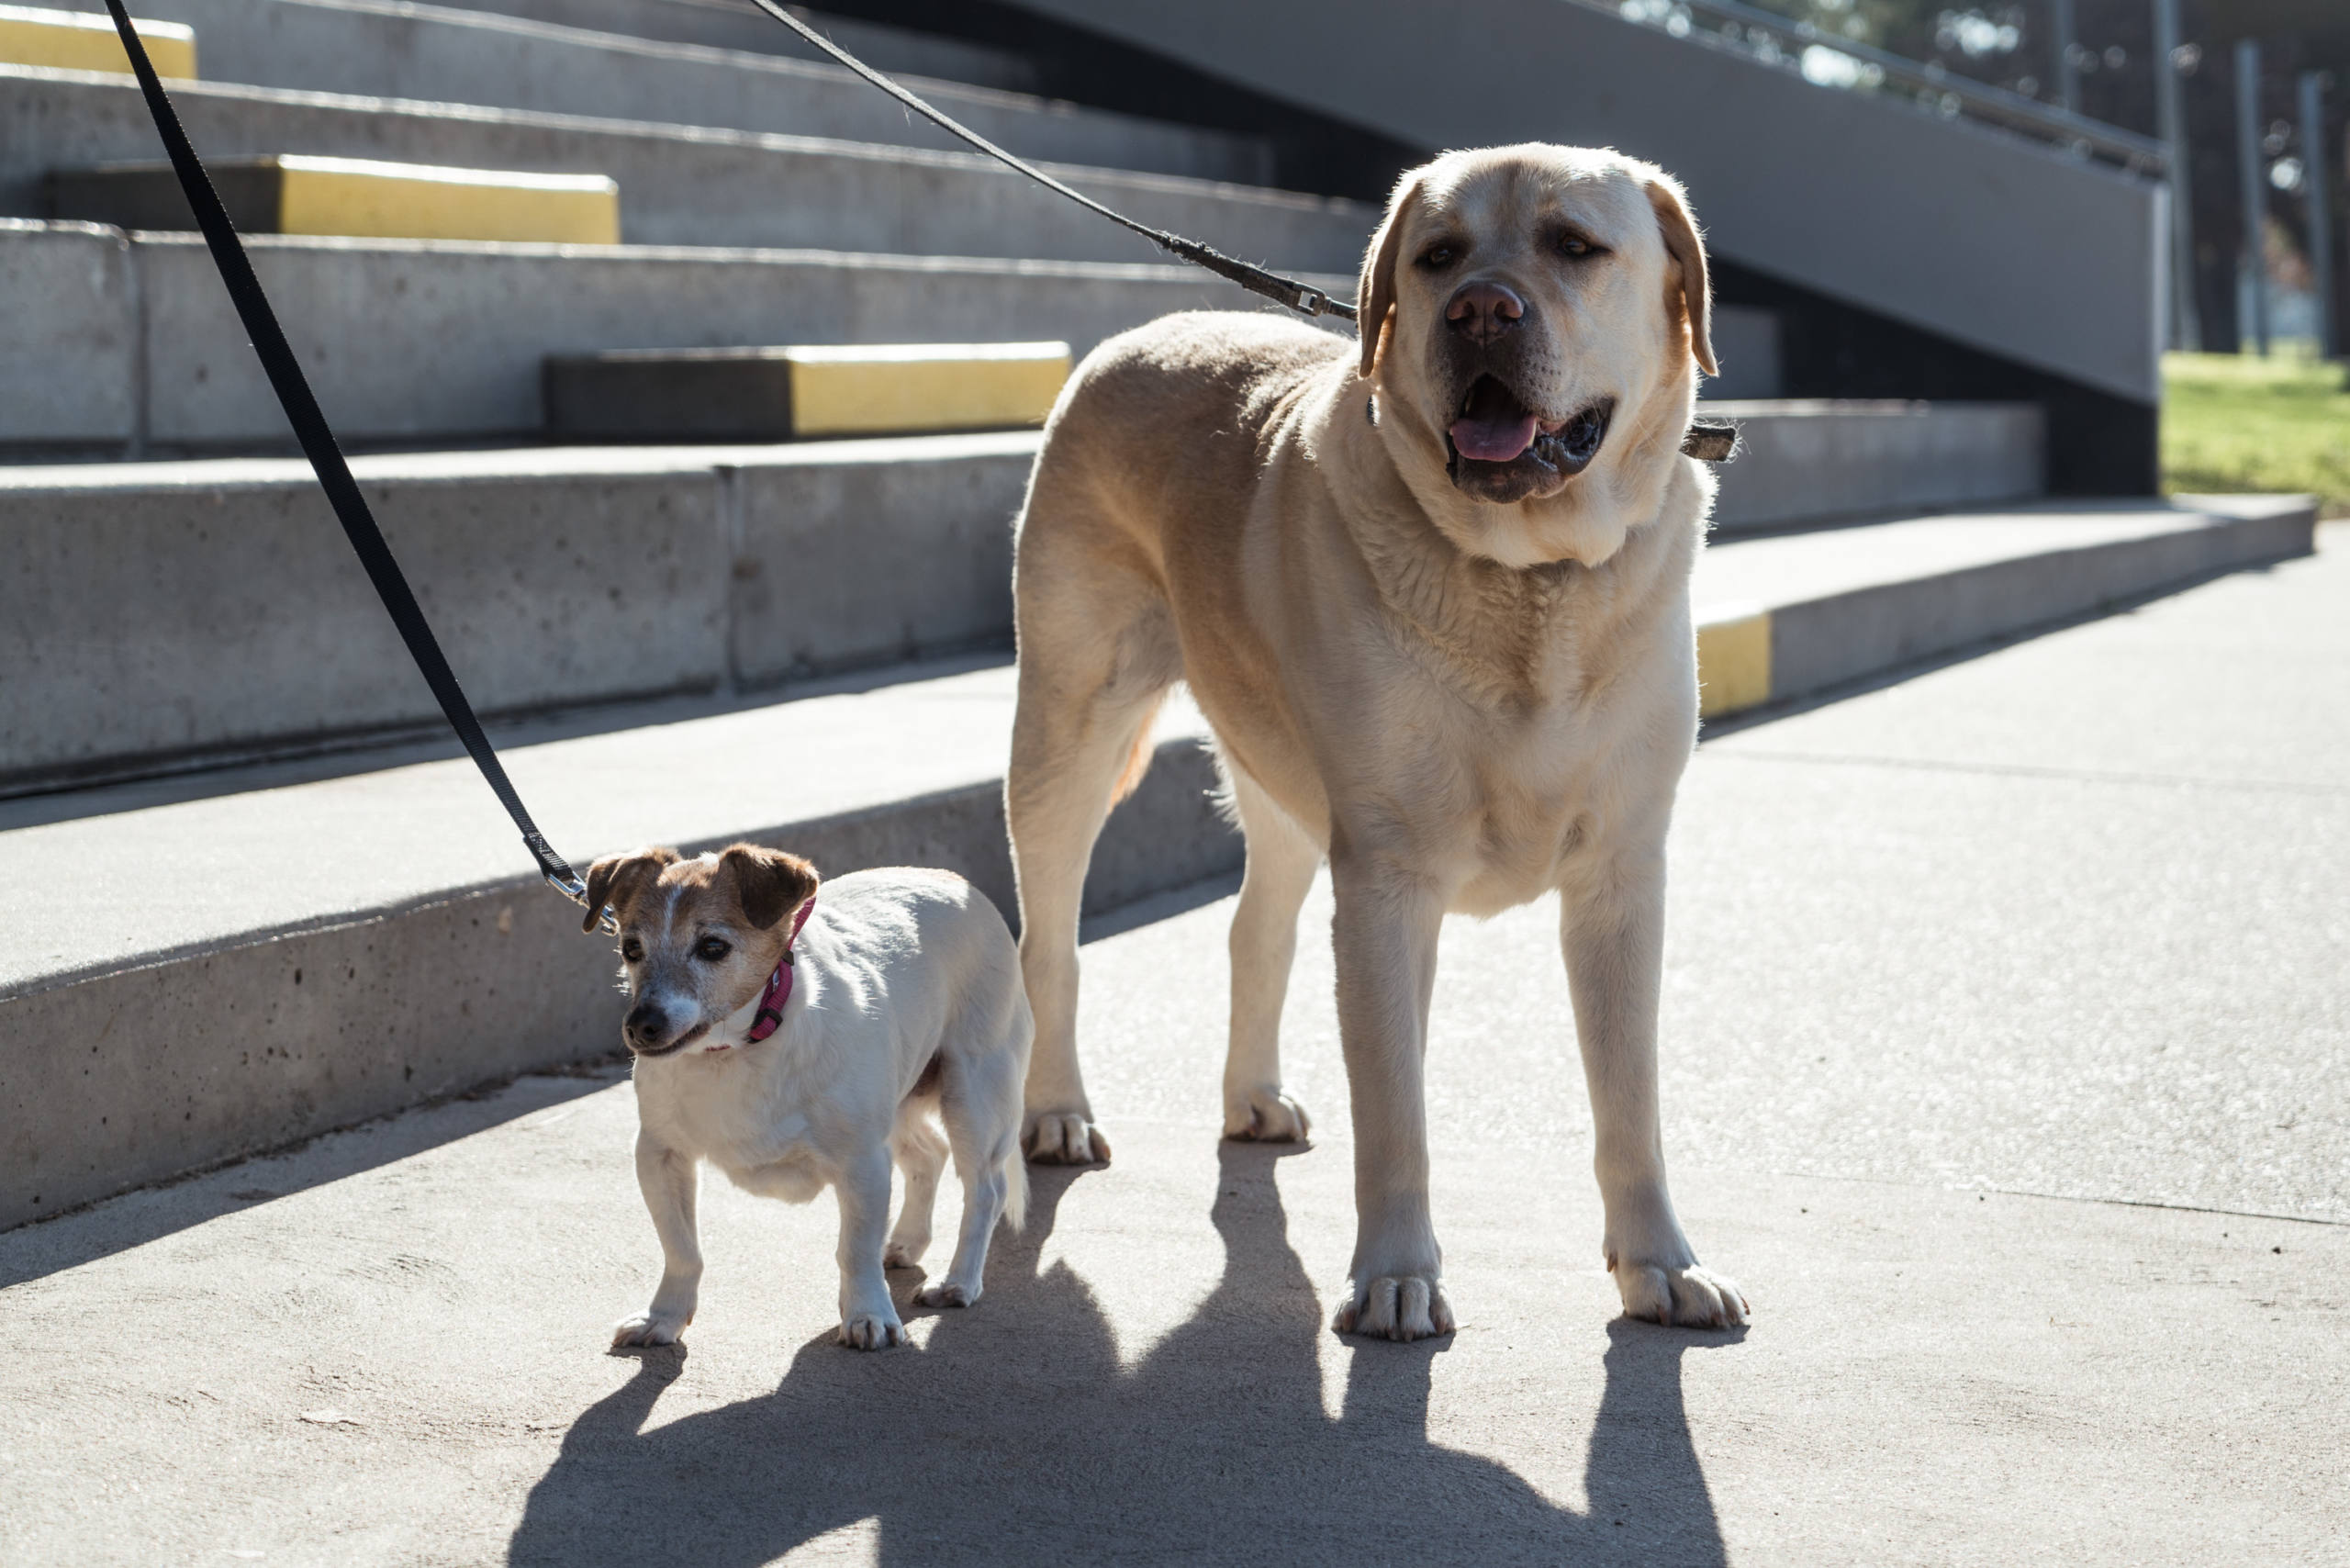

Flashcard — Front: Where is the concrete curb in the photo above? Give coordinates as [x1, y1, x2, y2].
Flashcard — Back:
[1695, 498, 2319, 720]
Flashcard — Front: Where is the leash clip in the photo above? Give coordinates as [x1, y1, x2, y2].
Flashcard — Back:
[545, 866, 619, 934]
[1289, 285, 1329, 318]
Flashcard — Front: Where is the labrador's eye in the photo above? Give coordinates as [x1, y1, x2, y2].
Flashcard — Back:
[694, 936, 732, 963]
[620, 937, 644, 963]
[1416, 241, 1460, 270]
[1557, 232, 1602, 259]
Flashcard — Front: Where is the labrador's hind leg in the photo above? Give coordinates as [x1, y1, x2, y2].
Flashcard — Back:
[1223, 764, 1322, 1143]
[1005, 508, 1179, 1166]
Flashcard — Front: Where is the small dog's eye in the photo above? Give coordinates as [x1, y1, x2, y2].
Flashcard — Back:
[620, 938, 643, 962]
[694, 936, 732, 962]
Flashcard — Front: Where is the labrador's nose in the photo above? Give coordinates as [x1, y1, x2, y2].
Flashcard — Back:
[1446, 280, 1525, 344]
[625, 1002, 668, 1049]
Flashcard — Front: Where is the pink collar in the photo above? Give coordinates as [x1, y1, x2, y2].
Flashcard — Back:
[744, 895, 815, 1045]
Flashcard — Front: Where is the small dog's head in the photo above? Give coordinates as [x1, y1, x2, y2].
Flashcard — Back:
[1355, 143, 1715, 566]
[583, 842, 820, 1058]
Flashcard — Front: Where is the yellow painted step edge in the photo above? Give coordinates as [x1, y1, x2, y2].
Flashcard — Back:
[1695, 606, 1773, 719]
[273, 155, 618, 245]
[0, 3, 195, 78]
[784, 342, 1072, 437]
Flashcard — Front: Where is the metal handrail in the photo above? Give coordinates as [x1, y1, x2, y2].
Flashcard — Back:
[1575, 0, 2169, 175]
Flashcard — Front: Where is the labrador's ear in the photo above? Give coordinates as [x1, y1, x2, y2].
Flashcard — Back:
[1645, 172, 1718, 377]
[720, 843, 820, 932]
[1356, 170, 1427, 379]
[582, 846, 680, 934]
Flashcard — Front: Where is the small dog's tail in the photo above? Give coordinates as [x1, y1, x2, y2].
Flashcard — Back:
[999, 1141, 1029, 1235]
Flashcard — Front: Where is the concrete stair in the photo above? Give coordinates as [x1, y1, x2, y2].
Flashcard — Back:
[123, 0, 1273, 182]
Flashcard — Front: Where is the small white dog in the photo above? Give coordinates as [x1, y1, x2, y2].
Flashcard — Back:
[583, 843, 1031, 1350]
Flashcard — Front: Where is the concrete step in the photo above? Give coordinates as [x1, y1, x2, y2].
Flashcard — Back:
[543, 341, 1072, 440]
[53, 151, 624, 242]
[0, 65, 1368, 264]
[0, 1, 196, 74]
[1705, 399, 2043, 534]
[121, 0, 1274, 183]
[0, 494, 2315, 1228]
[442, 0, 1047, 93]
[0, 402, 2056, 790]
[0, 218, 1354, 450]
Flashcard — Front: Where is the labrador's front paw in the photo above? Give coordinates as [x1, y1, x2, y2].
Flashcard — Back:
[611, 1308, 690, 1349]
[915, 1279, 979, 1309]
[837, 1309, 908, 1350]
[1024, 1108, 1111, 1165]
[1612, 1259, 1747, 1328]
[1223, 1084, 1312, 1143]
[1333, 1273, 1456, 1342]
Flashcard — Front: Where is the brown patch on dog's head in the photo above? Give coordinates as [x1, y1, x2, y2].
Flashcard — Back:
[718, 842, 819, 931]
[583, 846, 679, 933]
[1357, 144, 1715, 567]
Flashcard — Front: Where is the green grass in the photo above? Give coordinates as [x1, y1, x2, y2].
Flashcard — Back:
[2162, 351, 2350, 513]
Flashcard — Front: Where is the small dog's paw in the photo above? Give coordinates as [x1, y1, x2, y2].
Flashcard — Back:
[610, 1310, 689, 1349]
[1333, 1274, 1455, 1342]
[1024, 1111, 1111, 1165]
[1224, 1086, 1312, 1143]
[836, 1310, 908, 1350]
[1613, 1260, 1748, 1328]
[883, 1239, 926, 1270]
[915, 1280, 979, 1309]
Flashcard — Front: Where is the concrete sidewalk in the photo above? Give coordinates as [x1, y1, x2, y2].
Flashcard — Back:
[1, 532, 2344, 1564]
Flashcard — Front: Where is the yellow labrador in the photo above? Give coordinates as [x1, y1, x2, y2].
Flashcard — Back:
[1004, 144, 1746, 1338]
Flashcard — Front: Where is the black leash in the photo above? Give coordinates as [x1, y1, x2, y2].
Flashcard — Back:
[743, 5, 1740, 462]
[97, 0, 614, 931]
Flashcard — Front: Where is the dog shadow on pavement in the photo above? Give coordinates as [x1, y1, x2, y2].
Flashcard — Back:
[509, 1144, 1736, 1566]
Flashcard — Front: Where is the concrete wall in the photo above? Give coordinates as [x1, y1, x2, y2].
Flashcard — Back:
[1000, 0, 2164, 407]
[0, 218, 138, 448]
[1707, 401, 2044, 532]
[0, 221, 1348, 448]
[1, 68, 1368, 266]
[123, 0, 1276, 185]
[0, 437, 1038, 789]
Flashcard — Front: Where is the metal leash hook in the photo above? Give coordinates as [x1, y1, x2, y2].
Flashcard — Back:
[547, 868, 620, 935]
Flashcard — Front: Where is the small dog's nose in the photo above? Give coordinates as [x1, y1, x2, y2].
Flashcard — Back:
[1446, 281, 1525, 344]
[625, 1002, 667, 1048]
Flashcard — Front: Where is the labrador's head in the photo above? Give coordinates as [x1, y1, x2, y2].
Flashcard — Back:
[1356, 145, 1715, 566]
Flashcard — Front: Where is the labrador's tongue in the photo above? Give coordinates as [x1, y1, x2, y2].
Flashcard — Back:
[1450, 413, 1539, 463]
[1449, 380, 1539, 463]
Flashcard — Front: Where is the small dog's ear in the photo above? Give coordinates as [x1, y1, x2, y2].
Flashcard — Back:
[582, 846, 679, 934]
[722, 843, 819, 931]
